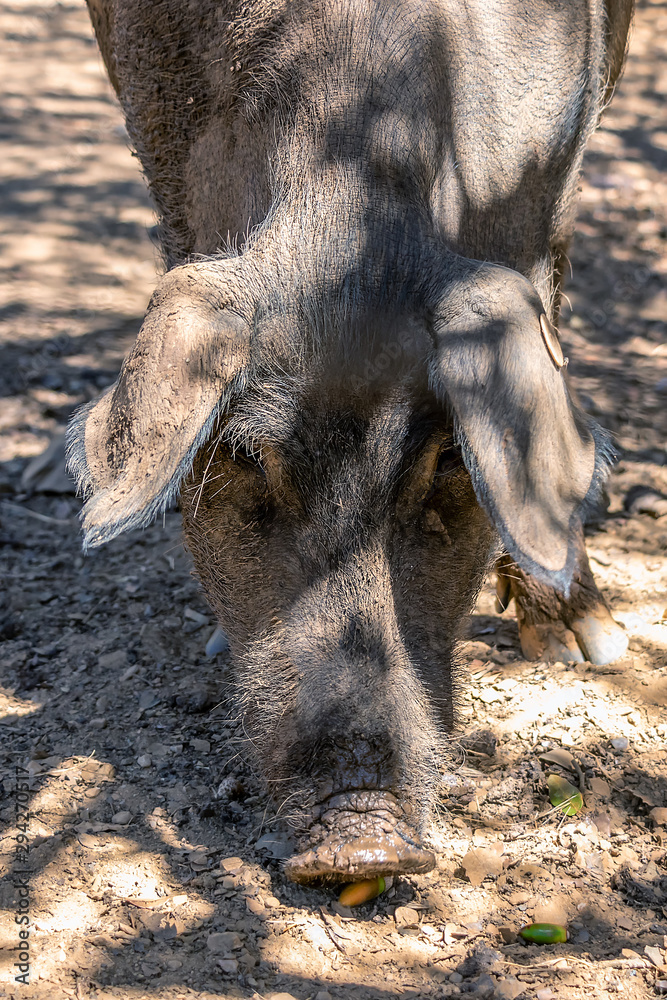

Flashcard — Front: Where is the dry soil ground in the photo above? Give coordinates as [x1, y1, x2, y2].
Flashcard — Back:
[0, 2, 666, 1000]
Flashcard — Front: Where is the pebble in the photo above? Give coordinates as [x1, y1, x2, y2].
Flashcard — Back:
[536, 990, 555, 1000]
[206, 931, 241, 953]
[206, 627, 229, 657]
[449, 972, 463, 984]
[136, 754, 152, 768]
[184, 606, 209, 626]
[217, 958, 238, 974]
[610, 737, 629, 751]
[111, 810, 132, 825]
[495, 978, 523, 1000]
[246, 897, 266, 916]
[644, 945, 665, 967]
[138, 690, 161, 710]
[220, 856, 244, 873]
[473, 973, 495, 995]
[394, 905, 420, 928]
[98, 649, 127, 671]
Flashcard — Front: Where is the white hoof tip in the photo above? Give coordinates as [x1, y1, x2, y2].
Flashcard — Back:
[572, 616, 629, 666]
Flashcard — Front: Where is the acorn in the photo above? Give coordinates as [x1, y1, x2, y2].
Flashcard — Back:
[338, 876, 386, 907]
[518, 922, 568, 944]
[547, 774, 584, 816]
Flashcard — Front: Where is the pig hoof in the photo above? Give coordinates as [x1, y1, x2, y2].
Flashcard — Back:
[518, 609, 628, 665]
[570, 610, 628, 665]
[283, 791, 435, 884]
[518, 622, 584, 664]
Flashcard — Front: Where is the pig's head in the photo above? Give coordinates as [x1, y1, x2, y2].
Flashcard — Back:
[68, 253, 609, 883]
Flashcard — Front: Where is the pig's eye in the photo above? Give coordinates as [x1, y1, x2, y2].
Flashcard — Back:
[231, 442, 264, 474]
[435, 444, 461, 478]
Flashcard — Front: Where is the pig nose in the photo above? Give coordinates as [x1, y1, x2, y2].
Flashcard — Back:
[283, 790, 435, 884]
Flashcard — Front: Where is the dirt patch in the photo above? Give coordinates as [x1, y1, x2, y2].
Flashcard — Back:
[0, 2, 666, 999]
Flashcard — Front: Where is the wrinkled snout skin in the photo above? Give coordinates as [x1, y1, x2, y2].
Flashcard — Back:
[181, 379, 494, 880]
[74, 0, 634, 882]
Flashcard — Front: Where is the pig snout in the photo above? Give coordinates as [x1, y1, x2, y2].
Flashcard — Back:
[284, 789, 435, 884]
[234, 620, 447, 886]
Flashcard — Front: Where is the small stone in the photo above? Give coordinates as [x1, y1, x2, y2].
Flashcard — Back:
[98, 650, 127, 671]
[220, 856, 244, 873]
[508, 890, 532, 905]
[138, 689, 161, 710]
[111, 810, 132, 825]
[495, 978, 522, 1000]
[472, 973, 495, 996]
[315, 992, 333, 1000]
[189, 849, 209, 866]
[650, 807, 667, 826]
[246, 897, 266, 916]
[644, 945, 665, 968]
[266, 994, 299, 1000]
[536, 990, 555, 1000]
[589, 777, 610, 799]
[184, 606, 209, 626]
[206, 627, 229, 657]
[254, 832, 293, 859]
[191, 738, 210, 753]
[449, 972, 463, 984]
[239, 947, 257, 968]
[217, 958, 238, 974]
[207, 931, 241, 953]
[89, 717, 107, 729]
[394, 905, 420, 928]
[140, 961, 160, 976]
[137, 754, 152, 768]
[610, 736, 629, 751]
[165, 959, 182, 971]
[84, 786, 101, 799]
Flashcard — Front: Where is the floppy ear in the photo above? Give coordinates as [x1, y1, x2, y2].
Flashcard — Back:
[67, 260, 253, 548]
[430, 262, 610, 595]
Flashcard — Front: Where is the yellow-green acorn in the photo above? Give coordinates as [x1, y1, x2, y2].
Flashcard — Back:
[546, 774, 584, 816]
[518, 922, 568, 944]
[338, 876, 386, 907]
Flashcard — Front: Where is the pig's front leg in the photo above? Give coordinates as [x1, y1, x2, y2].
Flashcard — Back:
[495, 530, 628, 666]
